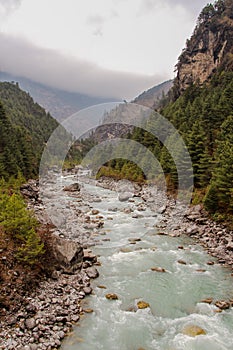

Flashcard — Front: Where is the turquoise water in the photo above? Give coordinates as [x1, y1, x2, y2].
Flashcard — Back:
[62, 183, 233, 350]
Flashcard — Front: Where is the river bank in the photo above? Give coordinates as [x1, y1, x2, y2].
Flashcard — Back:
[0, 177, 102, 350]
[0, 175, 232, 350]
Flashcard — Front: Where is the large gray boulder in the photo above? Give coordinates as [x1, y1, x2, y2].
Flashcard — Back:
[52, 237, 83, 273]
[118, 192, 132, 202]
[63, 183, 80, 192]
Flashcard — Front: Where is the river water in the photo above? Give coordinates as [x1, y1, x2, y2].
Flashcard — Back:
[61, 181, 233, 350]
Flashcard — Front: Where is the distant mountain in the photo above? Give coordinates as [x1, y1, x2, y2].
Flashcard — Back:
[0, 72, 118, 121]
[133, 80, 173, 109]
[0, 81, 59, 179]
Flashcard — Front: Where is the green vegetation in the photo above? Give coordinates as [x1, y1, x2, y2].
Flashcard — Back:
[0, 82, 58, 265]
[0, 82, 58, 179]
[0, 179, 44, 265]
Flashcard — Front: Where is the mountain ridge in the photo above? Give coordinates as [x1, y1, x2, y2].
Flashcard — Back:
[0, 72, 118, 121]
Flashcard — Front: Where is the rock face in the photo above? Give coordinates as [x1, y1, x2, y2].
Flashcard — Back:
[52, 237, 83, 273]
[174, 5, 233, 95]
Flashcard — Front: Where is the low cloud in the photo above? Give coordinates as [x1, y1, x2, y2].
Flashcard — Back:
[0, 33, 166, 99]
[141, 0, 210, 15]
[0, 0, 22, 17]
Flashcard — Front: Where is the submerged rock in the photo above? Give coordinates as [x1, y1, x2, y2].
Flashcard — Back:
[137, 301, 150, 309]
[177, 260, 187, 265]
[201, 298, 213, 304]
[215, 300, 231, 310]
[182, 325, 206, 337]
[151, 267, 166, 273]
[105, 293, 118, 300]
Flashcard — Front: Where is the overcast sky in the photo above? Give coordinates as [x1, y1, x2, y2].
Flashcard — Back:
[0, 0, 212, 99]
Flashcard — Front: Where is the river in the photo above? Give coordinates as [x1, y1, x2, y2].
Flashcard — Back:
[61, 180, 233, 350]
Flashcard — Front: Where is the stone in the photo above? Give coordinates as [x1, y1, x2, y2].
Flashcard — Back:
[86, 267, 99, 279]
[63, 183, 80, 192]
[120, 248, 132, 253]
[157, 206, 166, 214]
[84, 309, 94, 313]
[132, 213, 144, 219]
[91, 209, 99, 215]
[177, 260, 187, 265]
[214, 300, 231, 310]
[25, 318, 36, 330]
[52, 237, 83, 273]
[128, 238, 141, 243]
[151, 267, 166, 273]
[118, 192, 132, 202]
[137, 301, 150, 309]
[105, 293, 119, 300]
[83, 250, 97, 263]
[92, 198, 102, 203]
[201, 298, 213, 304]
[83, 286, 92, 295]
[186, 225, 199, 236]
[71, 315, 80, 322]
[182, 325, 206, 337]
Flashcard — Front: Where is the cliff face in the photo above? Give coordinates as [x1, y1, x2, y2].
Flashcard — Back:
[174, 1, 233, 95]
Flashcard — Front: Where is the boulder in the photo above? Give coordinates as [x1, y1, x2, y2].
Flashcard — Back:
[63, 183, 80, 192]
[20, 181, 39, 201]
[52, 237, 83, 273]
[25, 317, 36, 330]
[86, 266, 99, 279]
[118, 192, 132, 202]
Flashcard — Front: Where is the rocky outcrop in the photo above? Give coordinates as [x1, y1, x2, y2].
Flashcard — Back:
[174, 7, 233, 95]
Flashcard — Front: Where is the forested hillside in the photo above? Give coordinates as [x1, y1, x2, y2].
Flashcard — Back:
[96, 0, 233, 222]
[0, 82, 58, 179]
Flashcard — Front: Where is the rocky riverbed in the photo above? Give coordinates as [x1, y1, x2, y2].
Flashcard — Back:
[0, 174, 232, 350]
[97, 176, 233, 269]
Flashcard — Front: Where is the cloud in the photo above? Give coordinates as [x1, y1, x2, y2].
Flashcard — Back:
[86, 14, 106, 36]
[141, 0, 210, 16]
[0, 33, 166, 99]
[0, 0, 22, 17]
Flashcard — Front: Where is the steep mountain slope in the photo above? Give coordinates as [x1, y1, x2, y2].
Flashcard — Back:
[173, 0, 233, 97]
[0, 72, 118, 121]
[162, 0, 233, 218]
[133, 80, 173, 108]
[95, 0, 233, 221]
[0, 82, 58, 178]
